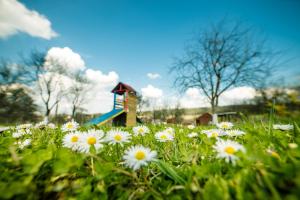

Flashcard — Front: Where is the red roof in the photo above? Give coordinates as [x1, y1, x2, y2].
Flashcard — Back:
[111, 82, 137, 95]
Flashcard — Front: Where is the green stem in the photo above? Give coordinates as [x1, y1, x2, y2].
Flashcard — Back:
[91, 156, 95, 176]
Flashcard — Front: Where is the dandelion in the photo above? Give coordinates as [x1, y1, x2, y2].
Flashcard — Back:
[225, 130, 245, 137]
[77, 129, 105, 153]
[273, 124, 293, 131]
[106, 129, 131, 146]
[16, 139, 32, 149]
[62, 131, 82, 151]
[155, 131, 174, 142]
[213, 139, 245, 164]
[132, 125, 150, 136]
[288, 143, 298, 149]
[217, 122, 233, 130]
[123, 145, 157, 170]
[202, 129, 226, 138]
[61, 120, 79, 132]
[187, 132, 198, 138]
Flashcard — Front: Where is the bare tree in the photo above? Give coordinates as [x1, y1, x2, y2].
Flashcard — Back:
[25, 51, 67, 121]
[170, 20, 276, 113]
[67, 72, 91, 118]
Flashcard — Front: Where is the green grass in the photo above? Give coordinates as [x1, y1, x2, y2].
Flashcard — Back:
[0, 118, 300, 199]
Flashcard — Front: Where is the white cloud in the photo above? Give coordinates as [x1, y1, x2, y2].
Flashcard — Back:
[34, 47, 120, 115]
[147, 73, 161, 79]
[180, 88, 209, 108]
[178, 86, 256, 109]
[141, 85, 163, 99]
[220, 86, 256, 105]
[84, 69, 119, 113]
[45, 47, 85, 72]
[0, 0, 57, 39]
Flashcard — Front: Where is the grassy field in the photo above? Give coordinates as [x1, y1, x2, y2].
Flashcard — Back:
[0, 115, 300, 199]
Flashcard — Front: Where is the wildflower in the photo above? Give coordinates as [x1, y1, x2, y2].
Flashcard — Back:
[155, 131, 174, 142]
[61, 120, 79, 132]
[77, 129, 105, 153]
[217, 122, 233, 130]
[187, 132, 198, 138]
[213, 139, 245, 164]
[288, 143, 298, 149]
[187, 124, 195, 129]
[12, 128, 31, 138]
[225, 130, 245, 137]
[62, 131, 82, 151]
[106, 129, 131, 146]
[165, 127, 175, 136]
[16, 123, 32, 130]
[132, 125, 150, 136]
[47, 123, 56, 129]
[35, 119, 51, 128]
[267, 149, 280, 159]
[273, 124, 293, 131]
[202, 129, 226, 138]
[123, 145, 157, 170]
[16, 139, 32, 149]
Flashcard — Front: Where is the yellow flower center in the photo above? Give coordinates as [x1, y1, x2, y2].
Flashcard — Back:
[271, 151, 280, 159]
[67, 123, 74, 129]
[225, 146, 235, 154]
[71, 136, 78, 143]
[160, 135, 167, 140]
[114, 134, 122, 141]
[135, 151, 146, 160]
[212, 132, 218, 137]
[222, 124, 229, 129]
[87, 137, 96, 145]
[138, 128, 144, 133]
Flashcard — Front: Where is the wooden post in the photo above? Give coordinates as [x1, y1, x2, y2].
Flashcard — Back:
[126, 92, 137, 127]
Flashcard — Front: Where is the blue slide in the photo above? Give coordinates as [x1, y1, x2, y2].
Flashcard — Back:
[87, 109, 124, 125]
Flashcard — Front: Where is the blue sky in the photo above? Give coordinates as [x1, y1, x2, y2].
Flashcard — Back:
[1, 0, 300, 112]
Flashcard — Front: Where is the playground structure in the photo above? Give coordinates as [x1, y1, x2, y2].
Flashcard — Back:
[88, 82, 137, 127]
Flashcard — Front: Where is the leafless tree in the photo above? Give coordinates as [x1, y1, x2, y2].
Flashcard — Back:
[170, 20, 277, 113]
[67, 72, 91, 118]
[25, 51, 67, 120]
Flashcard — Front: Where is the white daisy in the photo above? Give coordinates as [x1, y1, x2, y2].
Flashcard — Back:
[225, 130, 245, 137]
[77, 129, 105, 153]
[217, 122, 234, 130]
[187, 132, 198, 138]
[266, 149, 280, 159]
[106, 129, 131, 146]
[62, 131, 82, 151]
[12, 128, 31, 138]
[165, 127, 175, 136]
[187, 124, 195, 130]
[273, 124, 293, 131]
[34, 120, 48, 128]
[155, 131, 174, 142]
[47, 123, 56, 129]
[202, 129, 226, 138]
[61, 120, 79, 132]
[16, 139, 32, 149]
[123, 145, 157, 170]
[213, 139, 245, 164]
[132, 125, 150, 136]
[16, 123, 32, 130]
